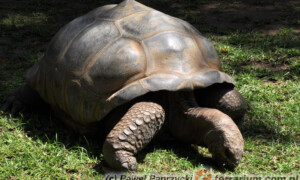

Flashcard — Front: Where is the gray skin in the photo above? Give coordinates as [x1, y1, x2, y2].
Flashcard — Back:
[2, 0, 247, 171]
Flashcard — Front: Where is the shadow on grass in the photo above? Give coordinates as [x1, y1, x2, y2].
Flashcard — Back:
[5, 103, 295, 175]
[17, 105, 230, 174]
[139, 0, 299, 34]
[18, 108, 105, 174]
[139, 141, 232, 173]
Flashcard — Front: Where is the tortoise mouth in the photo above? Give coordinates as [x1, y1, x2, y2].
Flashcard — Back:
[224, 148, 243, 167]
[211, 149, 241, 169]
[206, 130, 243, 168]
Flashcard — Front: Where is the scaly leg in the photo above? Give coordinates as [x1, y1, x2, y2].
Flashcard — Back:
[195, 84, 247, 122]
[103, 102, 165, 171]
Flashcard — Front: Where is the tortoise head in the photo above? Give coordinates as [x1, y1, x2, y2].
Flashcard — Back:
[204, 124, 244, 168]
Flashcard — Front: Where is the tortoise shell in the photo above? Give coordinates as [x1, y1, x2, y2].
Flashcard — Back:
[26, 0, 234, 124]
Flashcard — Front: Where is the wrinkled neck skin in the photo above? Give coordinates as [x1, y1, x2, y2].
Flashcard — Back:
[168, 91, 208, 145]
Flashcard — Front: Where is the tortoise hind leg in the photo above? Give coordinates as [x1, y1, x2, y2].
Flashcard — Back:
[103, 102, 165, 171]
[2, 84, 44, 115]
[195, 83, 247, 122]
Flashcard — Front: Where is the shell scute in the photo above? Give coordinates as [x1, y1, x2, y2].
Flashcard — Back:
[189, 26, 222, 70]
[46, 15, 95, 64]
[84, 38, 146, 95]
[144, 32, 207, 74]
[60, 20, 120, 77]
[118, 10, 189, 40]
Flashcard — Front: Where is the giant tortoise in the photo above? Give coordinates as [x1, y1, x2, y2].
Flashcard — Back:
[2, 0, 247, 171]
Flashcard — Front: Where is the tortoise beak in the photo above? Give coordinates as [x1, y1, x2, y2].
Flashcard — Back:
[224, 147, 243, 168]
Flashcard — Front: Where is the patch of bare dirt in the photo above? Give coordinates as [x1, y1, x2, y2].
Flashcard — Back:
[242, 61, 292, 85]
[243, 61, 290, 71]
[259, 24, 285, 35]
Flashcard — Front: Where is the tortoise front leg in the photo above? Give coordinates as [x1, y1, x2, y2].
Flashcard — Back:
[195, 84, 247, 122]
[103, 102, 165, 171]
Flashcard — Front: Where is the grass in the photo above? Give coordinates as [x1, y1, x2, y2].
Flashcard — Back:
[0, 0, 299, 179]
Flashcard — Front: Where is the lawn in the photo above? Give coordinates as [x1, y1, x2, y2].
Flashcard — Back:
[0, 0, 299, 179]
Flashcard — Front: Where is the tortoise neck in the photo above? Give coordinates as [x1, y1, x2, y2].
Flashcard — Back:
[167, 91, 198, 123]
[169, 91, 198, 111]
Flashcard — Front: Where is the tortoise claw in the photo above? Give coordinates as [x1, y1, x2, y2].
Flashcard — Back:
[2, 92, 25, 116]
[121, 156, 137, 171]
[11, 100, 25, 116]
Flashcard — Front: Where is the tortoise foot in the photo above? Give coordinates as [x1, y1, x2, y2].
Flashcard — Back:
[2, 86, 27, 115]
[103, 102, 165, 171]
[103, 139, 137, 171]
[2, 85, 44, 116]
